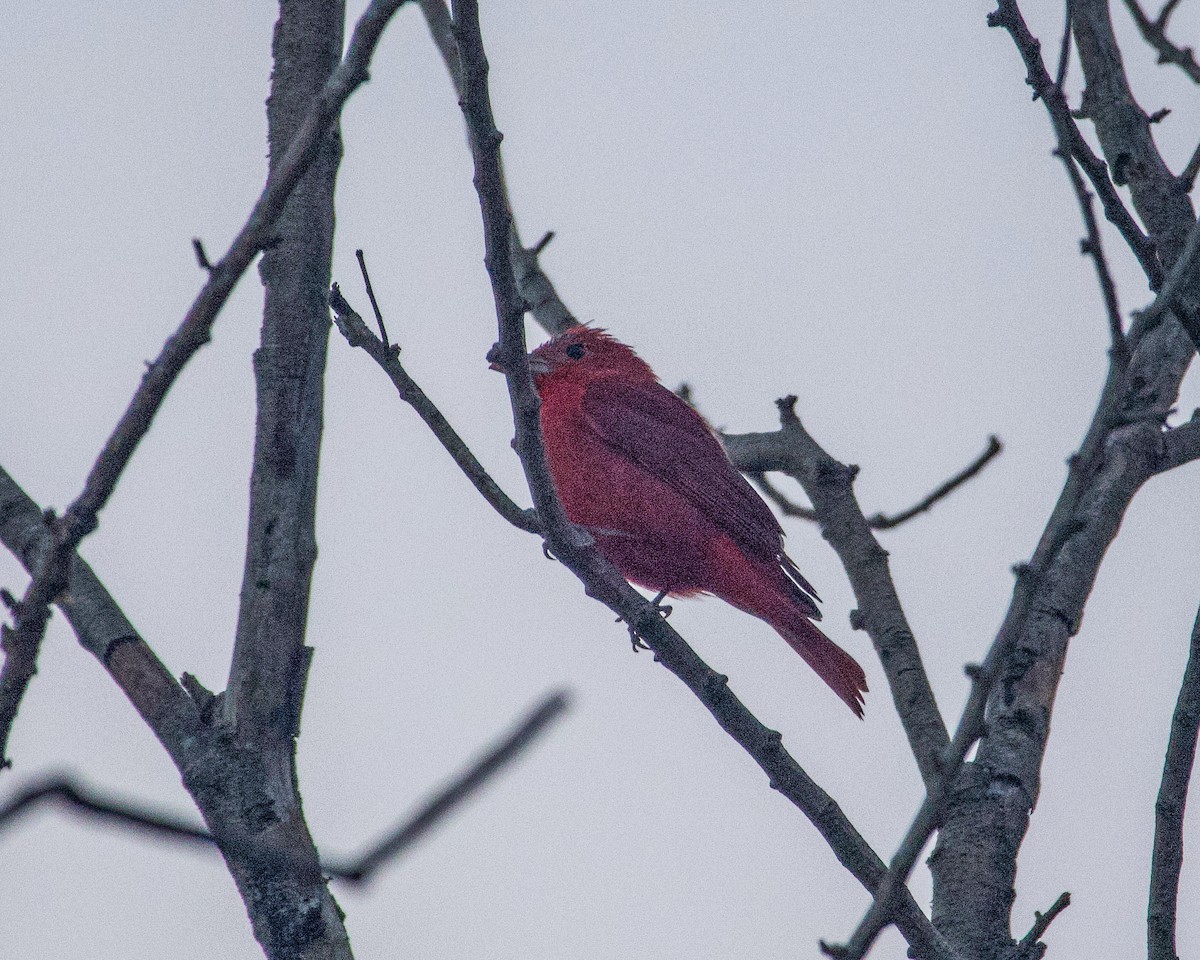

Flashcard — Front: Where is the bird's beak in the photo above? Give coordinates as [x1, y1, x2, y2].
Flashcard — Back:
[488, 352, 551, 376]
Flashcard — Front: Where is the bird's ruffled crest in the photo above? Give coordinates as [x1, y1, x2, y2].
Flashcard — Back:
[531, 324, 657, 384]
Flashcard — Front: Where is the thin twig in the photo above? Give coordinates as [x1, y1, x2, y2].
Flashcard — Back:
[1148, 605, 1200, 960]
[1121, 0, 1200, 85]
[0, 0, 411, 767]
[1011, 891, 1072, 959]
[869, 436, 1004, 529]
[1055, 0, 1074, 90]
[328, 285, 539, 534]
[191, 238, 214, 273]
[355, 249, 391, 349]
[990, 0, 1163, 288]
[1180, 140, 1200, 193]
[1055, 147, 1129, 363]
[0, 691, 572, 883]
[338, 689, 570, 882]
[0, 778, 221, 848]
[748, 436, 1003, 531]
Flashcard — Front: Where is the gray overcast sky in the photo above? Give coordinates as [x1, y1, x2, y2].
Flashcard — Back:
[2, 1, 1198, 957]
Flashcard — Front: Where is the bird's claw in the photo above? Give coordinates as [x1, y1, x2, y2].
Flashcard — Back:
[619, 590, 674, 652]
[628, 627, 651, 652]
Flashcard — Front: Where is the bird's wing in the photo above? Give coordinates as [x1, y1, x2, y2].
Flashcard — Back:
[580, 376, 821, 609]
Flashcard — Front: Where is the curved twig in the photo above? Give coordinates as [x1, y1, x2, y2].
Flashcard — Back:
[0, 691, 571, 884]
[329, 283, 539, 534]
[747, 436, 1003, 532]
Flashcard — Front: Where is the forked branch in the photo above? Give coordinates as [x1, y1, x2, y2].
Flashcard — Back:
[1121, 0, 1200, 85]
[746, 435, 1002, 531]
[0, 0, 413, 773]
[329, 281, 539, 534]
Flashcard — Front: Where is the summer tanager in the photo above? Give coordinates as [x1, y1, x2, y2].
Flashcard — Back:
[518, 324, 867, 716]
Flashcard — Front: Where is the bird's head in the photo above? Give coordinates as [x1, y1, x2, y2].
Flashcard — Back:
[499, 325, 657, 391]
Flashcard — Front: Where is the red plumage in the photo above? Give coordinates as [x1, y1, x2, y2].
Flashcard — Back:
[526, 325, 868, 716]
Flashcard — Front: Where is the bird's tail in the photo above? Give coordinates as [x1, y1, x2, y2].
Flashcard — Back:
[773, 607, 868, 718]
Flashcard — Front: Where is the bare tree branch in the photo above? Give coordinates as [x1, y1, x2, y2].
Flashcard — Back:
[448, 4, 957, 956]
[1121, 0, 1200, 85]
[1010, 891, 1072, 960]
[334, 689, 570, 882]
[0, 0, 412, 782]
[0, 690, 571, 885]
[906, 6, 1200, 952]
[726, 404, 951, 788]
[1072, 0, 1200, 349]
[990, 0, 1164, 288]
[826, 541, 1041, 959]
[0, 466, 203, 769]
[1147, 604, 1200, 960]
[1055, 145, 1129, 363]
[329, 282, 539, 533]
[419, 0, 578, 336]
[746, 435, 1003, 532]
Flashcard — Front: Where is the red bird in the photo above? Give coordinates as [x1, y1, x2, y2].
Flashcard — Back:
[524, 325, 867, 716]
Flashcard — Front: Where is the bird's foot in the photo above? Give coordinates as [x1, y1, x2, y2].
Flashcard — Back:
[618, 590, 673, 652]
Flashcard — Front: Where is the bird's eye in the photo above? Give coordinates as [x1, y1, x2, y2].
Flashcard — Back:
[565, 343, 586, 360]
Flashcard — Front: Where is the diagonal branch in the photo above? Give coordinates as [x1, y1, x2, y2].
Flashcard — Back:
[820, 467, 1041, 959]
[448, 3, 957, 957]
[419, 0, 578, 336]
[990, 0, 1164, 288]
[0, 690, 571, 885]
[0, 0, 411, 773]
[1121, 0, 1200, 85]
[0, 466, 201, 769]
[1147, 603, 1200, 960]
[334, 689, 569, 882]
[745, 435, 1002, 532]
[1055, 145, 1129, 363]
[328, 282, 539, 533]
